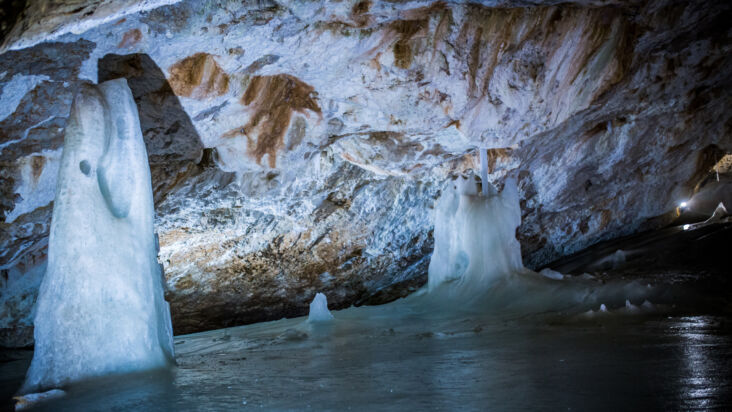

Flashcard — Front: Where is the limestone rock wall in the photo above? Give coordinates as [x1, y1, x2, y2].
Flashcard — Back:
[1, 0, 730, 345]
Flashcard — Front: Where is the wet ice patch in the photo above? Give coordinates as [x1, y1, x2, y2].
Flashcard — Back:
[13, 389, 65, 410]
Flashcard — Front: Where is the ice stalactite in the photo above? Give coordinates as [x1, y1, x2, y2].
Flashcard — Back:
[479, 148, 489, 196]
[21, 79, 174, 394]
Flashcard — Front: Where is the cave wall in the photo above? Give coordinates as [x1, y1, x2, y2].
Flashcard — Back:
[1, 0, 730, 346]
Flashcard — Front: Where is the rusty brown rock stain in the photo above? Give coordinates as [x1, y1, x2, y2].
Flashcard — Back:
[485, 148, 511, 173]
[458, 6, 531, 97]
[370, 52, 382, 71]
[224, 74, 321, 168]
[175, 274, 195, 290]
[30, 155, 46, 183]
[390, 19, 428, 69]
[360, 2, 446, 69]
[453, 5, 632, 100]
[401, 1, 447, 20]
[168, 52, 229, 99]
[445, 119, 461, 129]
[432, 6, 453, 56]
[341, 152, 358, 164]
[351, 0, 371, 27]
[598, 209, 613, 230]
[117, 28, 142, 48]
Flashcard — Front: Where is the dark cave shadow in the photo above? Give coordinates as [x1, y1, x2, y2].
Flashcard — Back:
[97, 53, 215, 204]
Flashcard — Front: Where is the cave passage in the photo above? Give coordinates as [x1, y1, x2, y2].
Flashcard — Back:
[1, 0, 731, 410]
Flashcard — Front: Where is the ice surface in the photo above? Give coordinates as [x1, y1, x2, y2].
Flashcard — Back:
[539, 268, 564, 280]
[13, 389, 65, 410]
[21, 79, 174, 394]
[308, 293, 334, 323]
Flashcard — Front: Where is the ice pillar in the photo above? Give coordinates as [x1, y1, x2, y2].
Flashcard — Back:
[21, 79, 174, 393]
[427, 176, 524, 294]
[308, 293, 334, 323]
[479, 148, 489, 196]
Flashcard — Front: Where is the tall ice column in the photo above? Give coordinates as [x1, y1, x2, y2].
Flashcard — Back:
[21, 79, 174, 393]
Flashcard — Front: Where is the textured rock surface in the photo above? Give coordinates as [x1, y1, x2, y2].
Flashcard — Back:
[1, 0, 730, 345]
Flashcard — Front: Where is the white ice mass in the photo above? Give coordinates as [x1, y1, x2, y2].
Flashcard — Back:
[425, 174, 657, 313]
[427, 175, 524, 294]
[308, 293, 334, 323]
[21, 79, 174, 393]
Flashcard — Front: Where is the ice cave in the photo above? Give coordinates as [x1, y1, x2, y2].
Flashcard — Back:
[0, 0, 730, 410]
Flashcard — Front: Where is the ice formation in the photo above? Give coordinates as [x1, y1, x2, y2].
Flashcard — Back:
[539, 268, 565, 280]
[705, 202, 728, 223]
[609, 250, 626, 269]
[426, 174, 656, 313]
[479, 148, 489, 196]
[427, 175, 523, 294]
[13, 389, 65, 410]
[308, 293, 334, 322]
[21, 79, 174, 393]
[591, 249, 627, 270]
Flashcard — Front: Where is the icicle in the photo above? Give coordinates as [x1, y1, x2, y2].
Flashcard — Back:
[716, 157, 720, 182]
[479, 147, 489, 196]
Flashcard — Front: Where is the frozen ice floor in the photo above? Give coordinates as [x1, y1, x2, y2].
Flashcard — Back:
[2, 303, 732, 411]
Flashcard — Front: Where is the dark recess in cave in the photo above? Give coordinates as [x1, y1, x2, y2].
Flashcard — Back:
[97, 53, 206, 204]
[0, 0, 26, 46]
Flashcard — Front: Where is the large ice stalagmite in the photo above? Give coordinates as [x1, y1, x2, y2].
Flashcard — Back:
[427, 176, 524, 296]
[21, 79, 174, 393]
[427, 175, 655, 312]
[308, 293, 334, 323]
